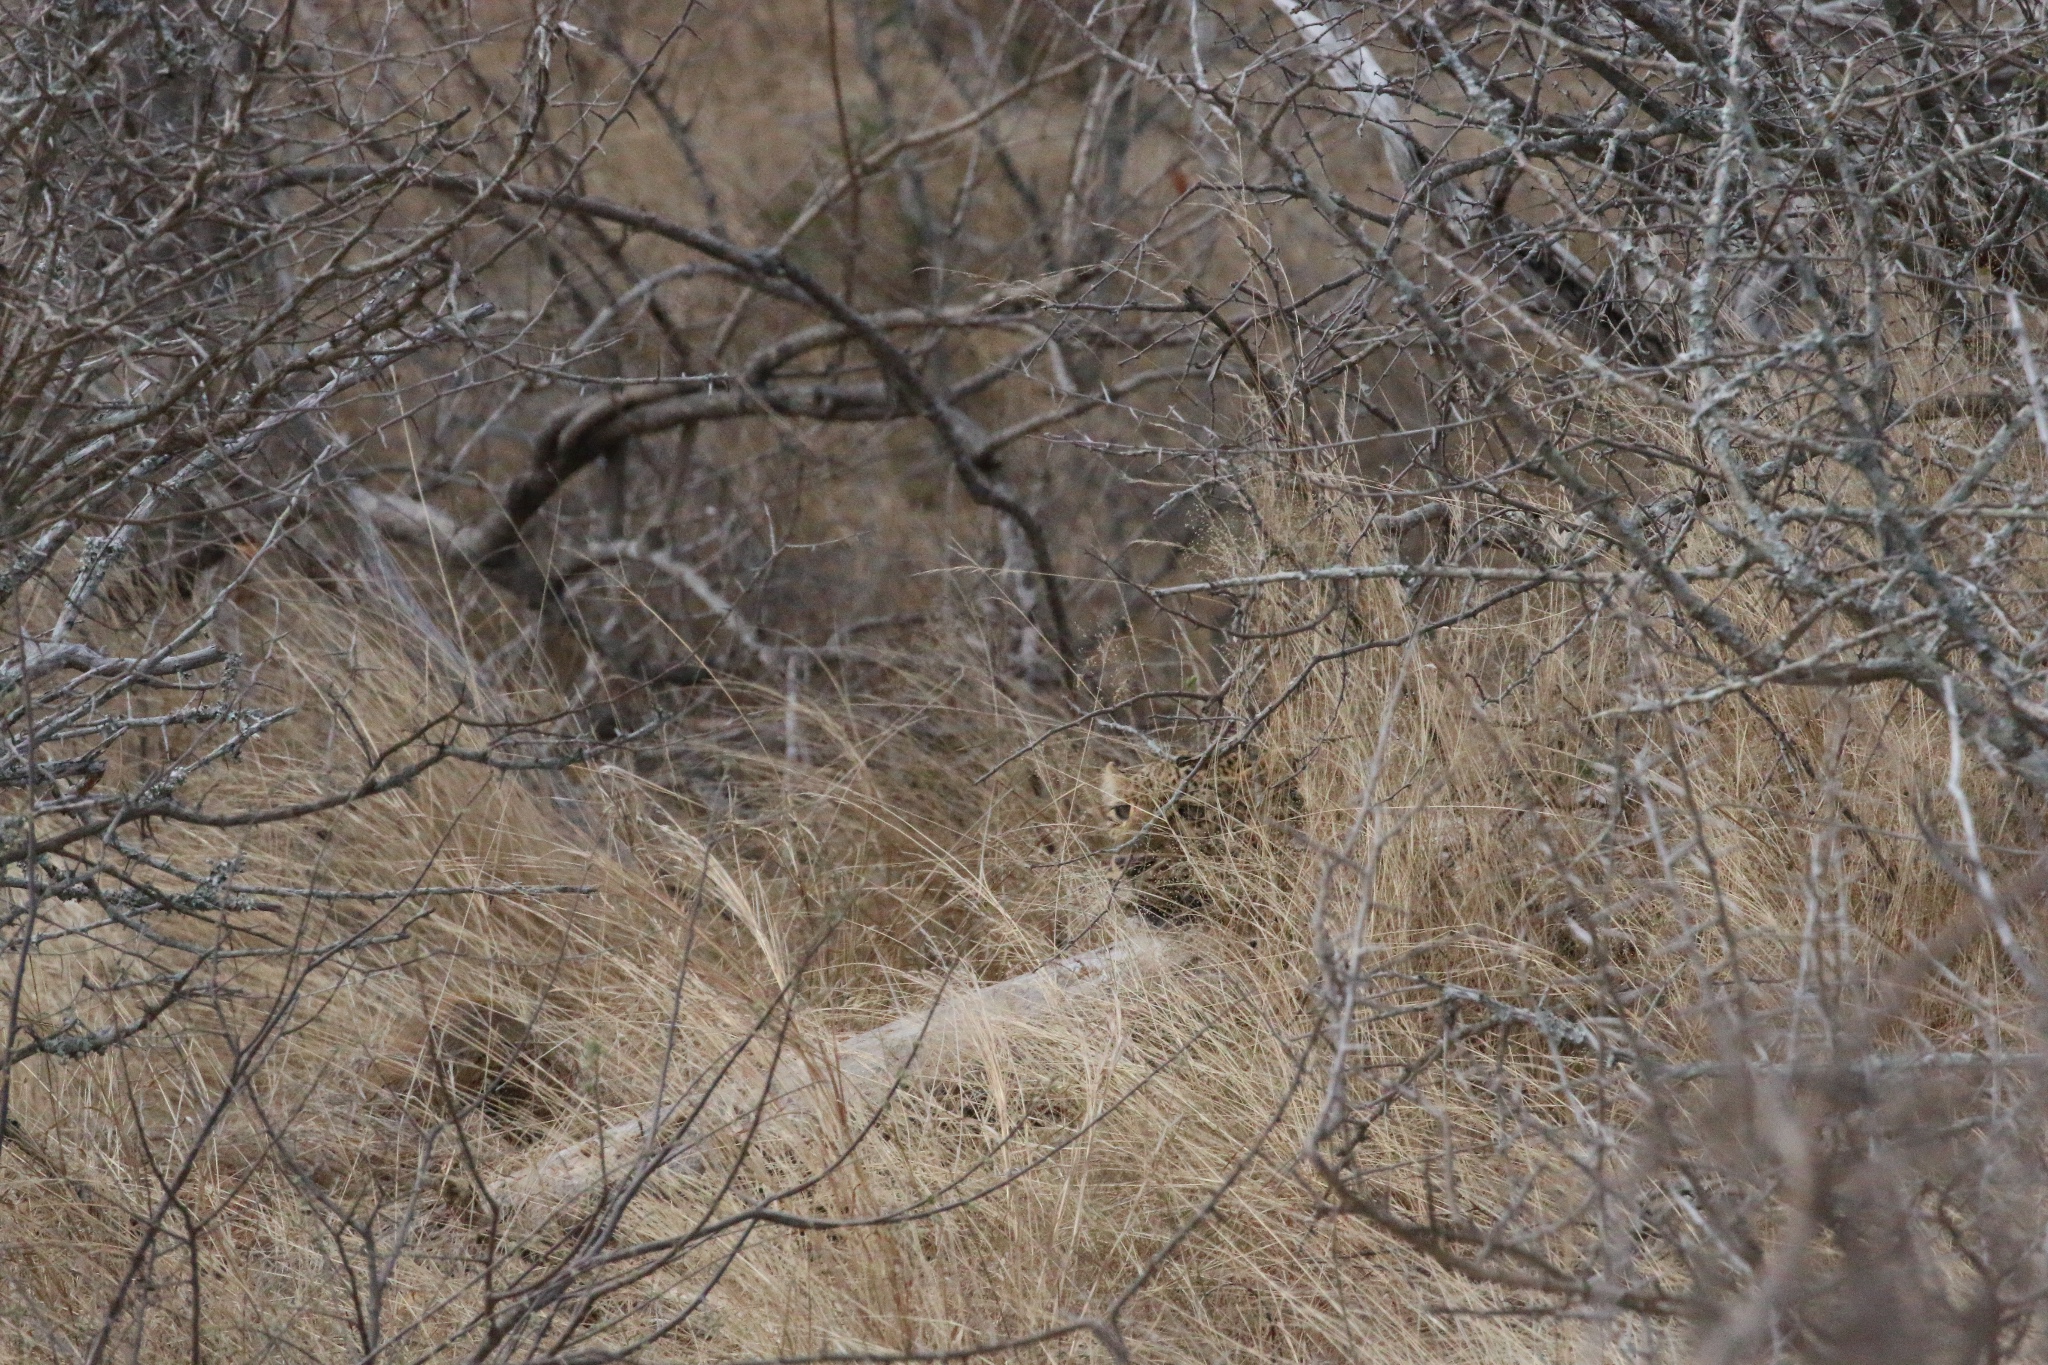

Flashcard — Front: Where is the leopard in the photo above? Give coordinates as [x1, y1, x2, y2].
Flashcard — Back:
[1097, 746, 1303, 923]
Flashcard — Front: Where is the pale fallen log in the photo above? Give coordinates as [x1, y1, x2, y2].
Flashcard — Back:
[487, 930, 1191, 1220]
[830, 930, 1191, 1091]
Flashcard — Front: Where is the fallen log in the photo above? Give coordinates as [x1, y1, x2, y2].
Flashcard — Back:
[487, 929, 1192, 1220]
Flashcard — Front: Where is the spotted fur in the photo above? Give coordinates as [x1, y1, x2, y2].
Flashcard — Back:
[1097, 748, 1300, 921]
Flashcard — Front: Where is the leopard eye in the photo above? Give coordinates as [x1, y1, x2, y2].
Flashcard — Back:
[1110, 803, 1131, 822]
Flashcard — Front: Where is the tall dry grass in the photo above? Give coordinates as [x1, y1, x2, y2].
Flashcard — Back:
[8, 3, 2043, 1362]
[7, 401, 2012, 1363]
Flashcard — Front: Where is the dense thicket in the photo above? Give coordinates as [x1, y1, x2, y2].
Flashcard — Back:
[10, 2, 2048, 1362]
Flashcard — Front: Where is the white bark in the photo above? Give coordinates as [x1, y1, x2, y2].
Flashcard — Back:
[1269, 0, 1605, 299]
[1268, 0, 1420, 186]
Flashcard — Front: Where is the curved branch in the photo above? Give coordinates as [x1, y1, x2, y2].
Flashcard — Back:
[291, 167, 1089, 672]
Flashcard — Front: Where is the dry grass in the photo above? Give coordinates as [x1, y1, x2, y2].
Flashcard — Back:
[6, 4, 2038, 1362]
[3, 428, 2008, 1363]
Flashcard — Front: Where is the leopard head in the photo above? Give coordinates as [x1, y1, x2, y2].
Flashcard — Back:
[1097, 748, 1305, 921]
[1098, 758, 1192, 886]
